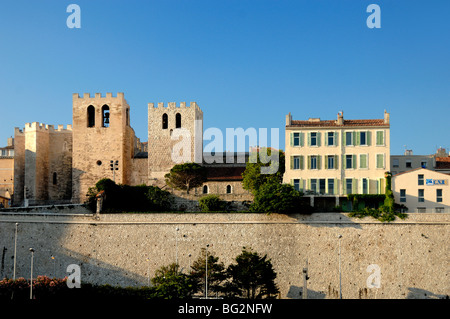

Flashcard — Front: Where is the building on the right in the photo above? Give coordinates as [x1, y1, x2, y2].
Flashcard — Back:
[392, 168, 450, 213]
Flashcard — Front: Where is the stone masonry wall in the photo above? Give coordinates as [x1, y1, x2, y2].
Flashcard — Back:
[0, 212, 448, 299]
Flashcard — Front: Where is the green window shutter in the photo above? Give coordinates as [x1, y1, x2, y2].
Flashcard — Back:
[290, 179, 294, 186]
[353, 131, 358, 146]
[335, 132, 338, 146]
[352, 178, 358, 194]
[334, 178, 338, 195]
[307, 179, 311, 190]
[300, 156, 304, 170]
[334, 155, 339, 169]
[366, 131, 371, 146]
[300, 133, 304, 147]
[325, 132, 328, 146]
[376, 131, 384, 145]
[317, 132, 321, 146]
[317, 156, 321, 170]
[342, 132, 346, 146]
[290, 133, 293, 147]
[325, 156, 328, 169]
[307, 133, 311, 146]
[352, 154, 357, 169]
[290, 156, 294, 169]
[307, 156, 311, 169]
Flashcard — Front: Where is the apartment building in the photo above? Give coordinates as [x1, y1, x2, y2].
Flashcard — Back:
[284, 111, 390, 198]
[392, 168, 449, 213]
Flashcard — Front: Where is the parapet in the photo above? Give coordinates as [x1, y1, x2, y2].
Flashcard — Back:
[18, 122, 73, 133]
[73, 92, 125, 100]
[148, 101, 202, 113]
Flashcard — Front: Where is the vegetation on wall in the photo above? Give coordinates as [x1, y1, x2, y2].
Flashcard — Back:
[242, 148, 313, 214]
[348, 172, 408, 222]
[86, 178, 172, 213]
[198, 194, 226, 212]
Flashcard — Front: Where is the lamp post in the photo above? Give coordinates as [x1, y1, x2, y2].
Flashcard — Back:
[29, 248, 34, 300]
[205, 244, 209, 299]
[13, 223, 18, 280]
[175, 227, 179, 265]
[338, 235, 342, 299]
[146, 257, 150, 286]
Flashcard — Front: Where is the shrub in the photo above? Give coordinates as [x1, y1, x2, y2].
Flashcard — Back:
[198, 194, 225, 212]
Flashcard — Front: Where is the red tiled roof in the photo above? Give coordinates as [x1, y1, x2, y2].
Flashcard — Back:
[205, 166, 245, 181]
[288, 119, 388, 128]
[436, 157, 450, 169]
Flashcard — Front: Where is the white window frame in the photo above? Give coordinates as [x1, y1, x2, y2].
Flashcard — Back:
[376, 153, 385, 169]
[376, 130, 385, 146]
[359, 154, 369, 169]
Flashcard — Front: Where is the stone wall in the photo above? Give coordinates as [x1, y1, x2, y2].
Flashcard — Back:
[0, 211, 448, 299]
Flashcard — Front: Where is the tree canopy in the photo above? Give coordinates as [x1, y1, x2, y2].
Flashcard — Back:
[242, 148, 285, 195]
[164, 163, 207, 194]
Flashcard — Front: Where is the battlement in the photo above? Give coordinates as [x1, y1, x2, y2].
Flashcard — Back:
[17, 122, 73, 133]
[148, 101, 202, 113]
[73, 92, 125, 100]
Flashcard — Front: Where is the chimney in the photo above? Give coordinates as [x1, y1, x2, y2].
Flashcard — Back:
[337, 111, 344, 125]
[384, 110, 390, 124]
[286, 112, 292, 126]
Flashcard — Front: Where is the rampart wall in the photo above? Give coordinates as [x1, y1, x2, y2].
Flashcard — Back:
[0, 211, 448, 299]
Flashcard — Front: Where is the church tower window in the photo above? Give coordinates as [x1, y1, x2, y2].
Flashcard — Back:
[87, 105, 95, 127]
[176, 113, 181, 128]
[162, 113, 168, 129]
[102, 105, 110, 127]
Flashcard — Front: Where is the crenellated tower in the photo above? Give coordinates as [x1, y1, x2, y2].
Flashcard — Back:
[147, 101, 203, 187]
[72, 92, 137, 202]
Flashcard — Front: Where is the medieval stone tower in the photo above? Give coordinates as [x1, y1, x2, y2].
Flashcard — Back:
[147, 102, 203, 187]
[72, 93, 137, 202]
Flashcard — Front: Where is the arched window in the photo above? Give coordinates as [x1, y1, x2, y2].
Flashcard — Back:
[203, 185, 208, 194]
[102, 105, 110, 127]
[87, 105, 95, 127]
[176, 113, 181, 128]
[162, 113, 168, 129]
[226, 185, 232, 194]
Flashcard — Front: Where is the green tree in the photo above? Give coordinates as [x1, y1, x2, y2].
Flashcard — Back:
[225, 247, 279, 299]
[165, 163, 207, 194]
[151, 263, 194, 299]
[242, 148, 285, 195]
[189, 248, 228, 297]
[250, 180, 312, 214]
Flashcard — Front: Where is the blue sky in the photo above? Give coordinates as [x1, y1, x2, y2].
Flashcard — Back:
[0, 0, 448, 155]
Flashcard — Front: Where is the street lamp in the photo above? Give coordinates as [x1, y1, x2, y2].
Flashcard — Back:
[175, 227, 179, 265]
[13, 223, 18, 280]
[29, 248, 34, 300]
[205, 244, 209, 299]
[338, 235, 342, 299]
[51, 255, 56, 278]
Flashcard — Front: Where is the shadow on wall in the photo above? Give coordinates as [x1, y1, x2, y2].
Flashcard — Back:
[286, 285, 326, 299]
[406, 287, 449, 299]
[0, 221, 147, 288]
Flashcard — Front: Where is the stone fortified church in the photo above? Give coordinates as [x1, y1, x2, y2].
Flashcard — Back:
[13, 93, 250, 207]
